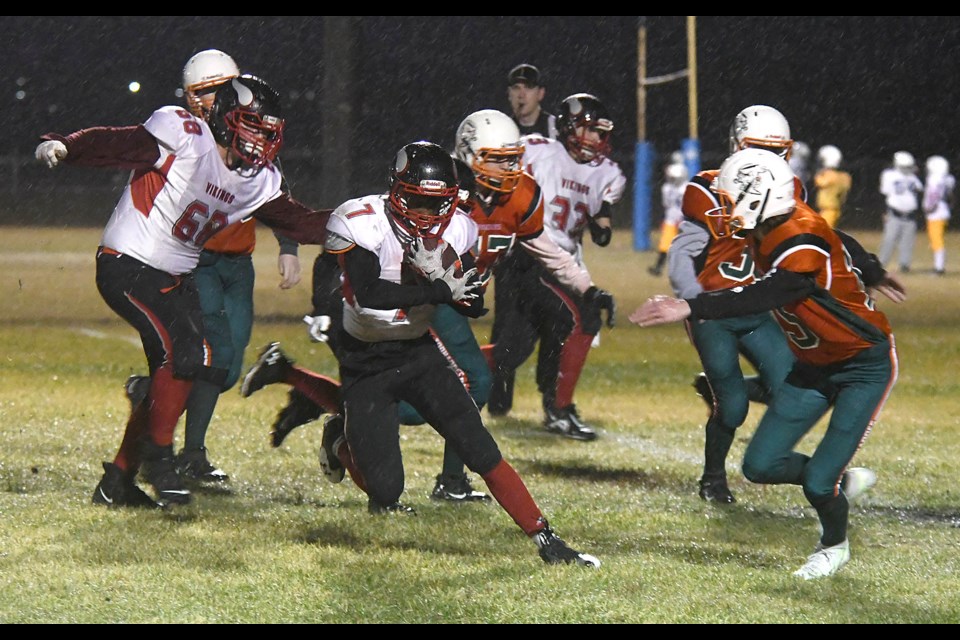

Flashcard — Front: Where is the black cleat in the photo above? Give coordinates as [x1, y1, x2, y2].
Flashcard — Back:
[240, 342, 292, 398]
[698, 477, 736, 504]
[544, 404, 598, 441]
[124, 375, 150, 410]
[647, 265, 662, 277]
[368, 499, 416, 515]
[271, 388, 324, 448]
[140, 441, 192, 506]
[693, 372, 715, 411]
[532, 520, 600, 568]
[430, 473, 491, 503]
[176, 447, 229, 483]
[92, 462, 160, 509]
[318, 414, 346, 484]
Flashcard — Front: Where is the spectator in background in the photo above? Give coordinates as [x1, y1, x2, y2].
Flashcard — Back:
[878, 151, 923, 273]
[923, 155, 954, 276]
[506, 64, 557, 139]
[814, 144, 852, 229]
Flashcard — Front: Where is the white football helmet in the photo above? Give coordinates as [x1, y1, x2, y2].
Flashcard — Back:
[792, 141, 811, 162]
[665, 162, 688, 184]
[183, 49, 240, 119]
[818, 144, 843, 169]
[926, 155, 949, 177]
[893, 151, 916, 172]
[728, 105, 793, 158]
[711, 148, 796, 238]
[455, 109, 525, 199]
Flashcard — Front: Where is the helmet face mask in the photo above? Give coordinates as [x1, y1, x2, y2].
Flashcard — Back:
[182, 49, 240, 119]
[712, 148, 796, 239]
[729, 105, 793, 159]
[455, 109, 525, 204]
[388, 142, 460, 244]
[208, 75, 285, 172]
[557, 94, 613, 164]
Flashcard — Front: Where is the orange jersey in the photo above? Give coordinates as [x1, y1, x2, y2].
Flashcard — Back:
[683, 170, 807, 292]
[751, 202, 892, 366]
[466, 171, 544, 279]
[203, 217, 257, 254]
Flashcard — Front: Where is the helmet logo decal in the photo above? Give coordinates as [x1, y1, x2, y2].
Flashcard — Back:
[419, 179, 449, 192]
[232, 78, 255, 107]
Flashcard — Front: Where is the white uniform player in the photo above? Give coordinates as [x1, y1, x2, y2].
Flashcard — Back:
[35, 75, 329, 510]
[101, 106, 283, 275]
[878, 151, 924, 272]
[522, 134, 626, 265]
[923, 155, 954, 275]
[326, 195, 477, 342]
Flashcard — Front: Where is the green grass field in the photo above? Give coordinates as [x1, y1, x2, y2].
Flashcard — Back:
[1, 226, 958, 623]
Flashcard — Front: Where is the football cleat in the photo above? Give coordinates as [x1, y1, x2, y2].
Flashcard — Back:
[92, 462, 160, 509]
[430, 473, 491, 503]
[793, 539, 850, 580]
[543, 404, 598, 441]
[698, 477, 736, 504]
[240, 342, 291, 398]
[532, 520, 600, 568]
[272, 388, 324, 448]
[176, 447, 229, 483]
[842, 467, 877, 503]
[140, 441, 192, 507]
[318, 414, 346, 484]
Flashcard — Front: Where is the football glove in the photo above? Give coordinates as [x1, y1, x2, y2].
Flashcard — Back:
[584, 286, 616, 328]
[406, 237, 446, 280]
[438, 265, 480, 303]
[303, 314, 332, 343]
[35, 140, 68, 168]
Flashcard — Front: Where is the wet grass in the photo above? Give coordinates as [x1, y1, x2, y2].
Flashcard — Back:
[0, 227, 958, 623]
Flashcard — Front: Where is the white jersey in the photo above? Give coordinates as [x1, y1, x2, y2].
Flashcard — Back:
[326, 194, 477, 342]
[100, 106, 283, 274]
[923, 172, 954, 222]
[879, 168, 923, 215]
[521, 135, 626, 263]
[661, 181, 685, 227]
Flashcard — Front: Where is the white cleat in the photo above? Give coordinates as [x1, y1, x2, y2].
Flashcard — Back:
[843, 467, 877, 503]
[793, 539, 850, 580]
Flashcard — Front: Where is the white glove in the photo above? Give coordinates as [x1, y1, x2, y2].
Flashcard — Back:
[303, 314, 332, 343]
[406, 237, 446, 280]
[35, 140, 68, 168]
[438, 265, 480, 303]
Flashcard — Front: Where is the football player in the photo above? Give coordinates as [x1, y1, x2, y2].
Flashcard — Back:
[647, 161, 688, 276]
[632, 148, 903, 580]
[813, 144, 852, 228]
[487, 93, 624, 441]
[257, 141, 600, 567]
[878, 151, 924, 273]
[36, 74, 330, 509]
[665, 105, 801, 503]
[126, 50, 303, 485]
[922, 155, 954, 276]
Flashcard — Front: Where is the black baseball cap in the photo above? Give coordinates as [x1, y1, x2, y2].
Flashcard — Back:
[508, 63, 542, 87]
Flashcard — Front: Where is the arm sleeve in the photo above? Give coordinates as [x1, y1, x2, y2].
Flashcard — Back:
[253, 194, 332, 245]
[273, 231, 299, 256]
[520, 232, 593, 294]
[836, 229, 885, 287]
[342, 245, 451, 310]
[667, 220, 708, 298]
[687, 268, 815, 320]
[41, 126, 160, 169]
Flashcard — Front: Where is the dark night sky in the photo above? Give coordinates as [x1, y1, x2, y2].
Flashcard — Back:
[3, 16, 960, 227]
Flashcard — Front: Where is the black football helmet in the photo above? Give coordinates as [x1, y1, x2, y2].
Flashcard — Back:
[557, 93, 613, 164]
[208, 74, 285, 170]
[387, 141, 461, 243]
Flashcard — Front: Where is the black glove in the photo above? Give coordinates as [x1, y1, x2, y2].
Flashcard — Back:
[588, 217, 612, 247]
[584, 286, 616, 329]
